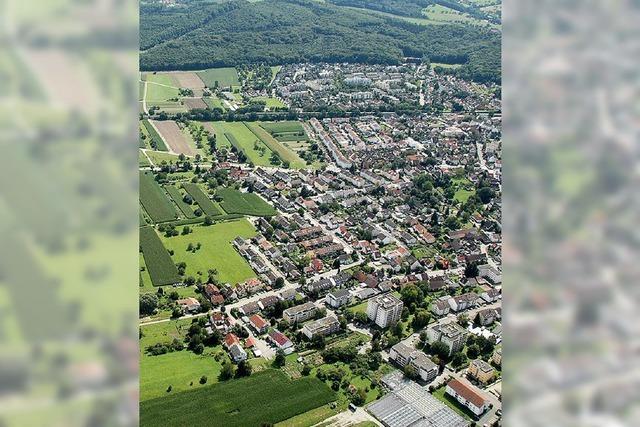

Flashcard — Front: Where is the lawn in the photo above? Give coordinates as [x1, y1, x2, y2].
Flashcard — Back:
[452, 177, 476, 203]
[197, 67, 240, 88]
[140, 171, 178, 223]
[347, 300, 369, 315]
[217, 187, 277, 216]
[246, 121, 306, 168]
[160, 220, 257, 285]
[140, 370, 336, 427]
[203, 96, 226, 111]
[140, 320, 227, 401]
[251, 96, 286, 109]
[140, 226, 181, 286]
[145, 150, 181, 166]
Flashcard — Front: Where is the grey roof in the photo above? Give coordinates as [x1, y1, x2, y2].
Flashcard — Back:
[329, 289, 350, 298]
[368, 383, 467, 427]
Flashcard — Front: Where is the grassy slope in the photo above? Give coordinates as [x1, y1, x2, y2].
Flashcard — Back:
[140, 370, 336, 427]
[160, 220, 257, 285]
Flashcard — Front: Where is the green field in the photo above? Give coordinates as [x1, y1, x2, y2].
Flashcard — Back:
[160, 220, 257, 284]
[251, 96, 286, 109]
[259, 121, 308, 144]
[140, 171, 178, 223]
[196, 67, 240, 88]
[140, 320, 227, 401]
[140, 370, 336, 427]
[144, 74, 180, 102]
[142, 120, 168, 151]
[452, 177, 476, 203]
[216, 121, 275, 166]
[140, 226, 181, 286]
[246, 122, 306, 168]
[182, 183, 224, 217]
[165, 185, 196, 219]
[203, 96, 226, 111]
[217, 187, 277, 217]
[422, 4, 498, 28]
[145, 150, 181, 166]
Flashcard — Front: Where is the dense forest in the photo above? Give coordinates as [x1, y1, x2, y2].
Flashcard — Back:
[140, 0, 501, 84]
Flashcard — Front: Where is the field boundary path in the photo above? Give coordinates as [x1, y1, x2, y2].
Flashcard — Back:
[142, 80, 149, 114]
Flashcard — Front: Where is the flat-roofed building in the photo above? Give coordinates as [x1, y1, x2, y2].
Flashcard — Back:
[283, 302, 317, 324]
[302, 316, 340, 339]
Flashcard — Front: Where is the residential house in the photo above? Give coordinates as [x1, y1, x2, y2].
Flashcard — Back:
[228, 343, 248, 363]
[302, 316, 341, 339]
[177, 297, 200, 313]
[468, 359, 496, 384]
[448, 293, 478, 312]
[481, 288, 501, 303]
[268, 330, 294, 355]
[248, 314, 269, 334]
[326, 289, 351, 308]
[445, 378, 490, 416]
[431, 299, 451, 317]
[239, 301, 260, 316]
[307, 278, 333, 294]
[283, 302, 317, 324]
[476, 308, 498, 326]
[224, 333, 241, 349]
[491, 348, 502, 365]
[426, 322, 468, 356]
[389, 343, 438, 383]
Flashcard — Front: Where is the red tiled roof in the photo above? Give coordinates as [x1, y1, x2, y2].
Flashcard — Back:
[249, 314, 268, 330]
[224, 333, 240, 348]
[269, 331, 290, 347]
[447, 378, 488, 408]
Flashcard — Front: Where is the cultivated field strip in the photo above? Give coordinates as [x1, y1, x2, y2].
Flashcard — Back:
[182, 183, 224, 217]
[152, 120, 197, 156]
[140, 171, 178, 223]
[165, 185, 196, 219]
[140, 226, 181, 286]
[139, 370, 335, 427]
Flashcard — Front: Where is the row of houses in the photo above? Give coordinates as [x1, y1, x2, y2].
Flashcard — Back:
[389, 343, 439, 383]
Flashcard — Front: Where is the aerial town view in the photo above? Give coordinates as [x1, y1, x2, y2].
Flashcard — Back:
[138, 1, 501, 426]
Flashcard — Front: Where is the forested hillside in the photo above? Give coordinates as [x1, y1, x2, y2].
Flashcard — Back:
[140, 0, 501, 84]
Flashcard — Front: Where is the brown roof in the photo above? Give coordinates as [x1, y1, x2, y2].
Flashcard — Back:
[447, 378, 488, 408]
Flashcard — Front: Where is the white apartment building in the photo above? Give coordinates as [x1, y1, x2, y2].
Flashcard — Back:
[366, 293, 403, 328]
